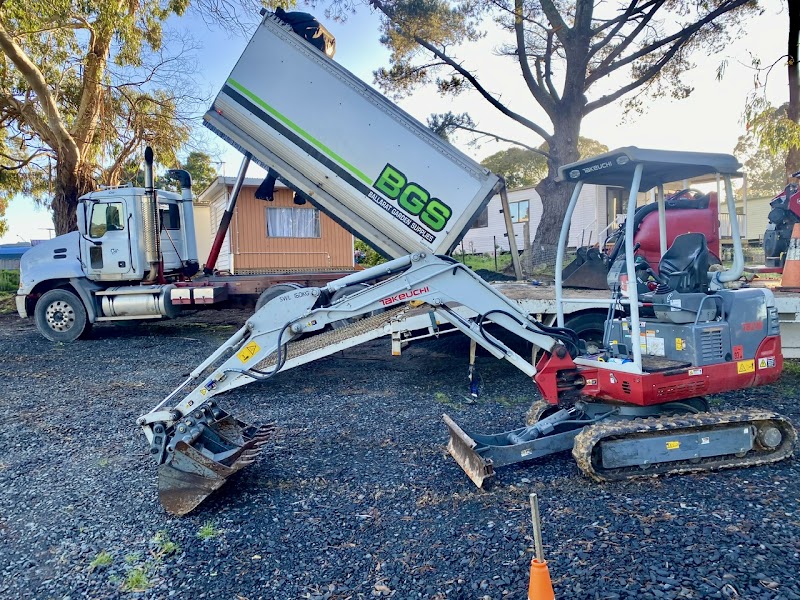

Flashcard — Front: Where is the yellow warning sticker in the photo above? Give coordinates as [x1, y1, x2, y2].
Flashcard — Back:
[736, 359, 755, 374]
[675, 338, 685, 351]
[237, 341, 260, 363]
[666, 441, 680, 450]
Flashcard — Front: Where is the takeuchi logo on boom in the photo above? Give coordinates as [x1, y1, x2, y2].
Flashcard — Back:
[380, 287, 430, 306]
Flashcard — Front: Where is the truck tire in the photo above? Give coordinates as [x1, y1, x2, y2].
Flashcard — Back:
[564, 312, 606, 355]
[34, 288, 91, 342]
[255, 283, 302, 312]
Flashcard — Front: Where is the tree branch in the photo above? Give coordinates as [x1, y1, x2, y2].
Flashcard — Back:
[514, 0, 557, 115]
[0, 20, 79, 165]
[369, 0, 553, 144]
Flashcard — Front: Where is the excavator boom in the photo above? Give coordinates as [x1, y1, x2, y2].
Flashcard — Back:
[139, 253, 572, 514]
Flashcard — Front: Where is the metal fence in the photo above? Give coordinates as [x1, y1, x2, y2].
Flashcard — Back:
[0, 270, 19, 292]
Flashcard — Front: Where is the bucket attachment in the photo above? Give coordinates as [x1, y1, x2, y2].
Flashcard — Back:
[561, 246, 609, 289]
[158, 416, 275, 516]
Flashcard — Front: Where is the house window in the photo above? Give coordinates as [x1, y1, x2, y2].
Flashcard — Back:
[266, 207, 321, 238]
[89, 202, 124, 238]
[471, 207, 489, 229]
[606, 187, 625, 230]
[509, 200, 529, 223]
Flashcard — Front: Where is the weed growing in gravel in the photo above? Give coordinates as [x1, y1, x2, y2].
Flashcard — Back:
[124, 552, 140, 565]
[152, 530, 180, 557]
[122, 566, 150, 592]
[197, 520, 222, 540]
[88, 551, 113, 571]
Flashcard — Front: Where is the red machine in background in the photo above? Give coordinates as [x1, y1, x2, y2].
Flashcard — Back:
[763, 172, 800, 268]
[562, 189, 721, 288]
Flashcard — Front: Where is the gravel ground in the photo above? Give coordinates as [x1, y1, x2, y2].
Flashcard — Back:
[0, 309, 799, 600]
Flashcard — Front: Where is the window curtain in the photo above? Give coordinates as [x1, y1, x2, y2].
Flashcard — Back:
[267, 207, 320, 237]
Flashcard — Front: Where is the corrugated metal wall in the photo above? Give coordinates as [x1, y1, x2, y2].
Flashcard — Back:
[229, 186, 354, 273]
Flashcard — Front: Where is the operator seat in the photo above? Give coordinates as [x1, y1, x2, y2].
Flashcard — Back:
[657, 232, 709, 294]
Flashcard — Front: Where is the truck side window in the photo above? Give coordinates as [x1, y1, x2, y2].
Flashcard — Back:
[159, 204, 181, 230]
[90, 202, 125, 238]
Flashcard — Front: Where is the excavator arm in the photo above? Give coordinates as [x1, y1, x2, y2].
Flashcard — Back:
[139, 253, 576, 514]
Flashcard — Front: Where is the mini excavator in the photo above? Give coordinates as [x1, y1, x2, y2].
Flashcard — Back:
[139, 148, 796, 515]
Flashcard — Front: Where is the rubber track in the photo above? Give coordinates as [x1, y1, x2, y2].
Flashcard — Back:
[572, 409, 797, 481]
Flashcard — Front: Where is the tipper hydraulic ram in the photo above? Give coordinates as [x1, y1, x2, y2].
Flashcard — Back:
[137, 11, 795, 514]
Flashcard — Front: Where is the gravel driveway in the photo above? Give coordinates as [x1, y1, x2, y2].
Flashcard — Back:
[0, 309, 798, 600]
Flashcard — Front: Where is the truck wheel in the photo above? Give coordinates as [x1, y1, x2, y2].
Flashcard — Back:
[255, 283, 302, 312]
[564, 312, 606, 355]
[34, 288, 91, 342]
[329, 284, 381, 329]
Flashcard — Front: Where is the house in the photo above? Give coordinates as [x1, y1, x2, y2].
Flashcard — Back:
[0, 243, 34, 270]
[195, 177, 355, 274]
[460, 183, 627, 255]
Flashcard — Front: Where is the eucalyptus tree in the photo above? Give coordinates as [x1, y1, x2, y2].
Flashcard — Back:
[367, 0, 759, 248]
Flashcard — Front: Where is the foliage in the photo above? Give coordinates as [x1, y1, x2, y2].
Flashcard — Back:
[367, 0, 758, 247]
[183, 152, 218, 193]
[88, 550, 113, 572]
[122, 566, 150, 592]
[0, 0, 264, 234]
[354, 239, 387, 267]
[745, 100, 800, 166]
[197, 520, 222, 540]
[480, 138, 608, 189]
[734, 132, 787, 199]
[151, 530, 180, 558]
[0, 269, 19, 292]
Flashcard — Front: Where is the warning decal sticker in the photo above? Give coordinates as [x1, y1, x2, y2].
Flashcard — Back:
[757, 356, 776, 369]
[736, 359, 755, 374]
[237, 341, 260, 363]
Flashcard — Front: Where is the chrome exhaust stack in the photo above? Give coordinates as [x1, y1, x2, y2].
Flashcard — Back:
[142, 147, 161, 282]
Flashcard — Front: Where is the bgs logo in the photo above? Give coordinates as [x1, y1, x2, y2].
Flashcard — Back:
[373, 164, 452, 232]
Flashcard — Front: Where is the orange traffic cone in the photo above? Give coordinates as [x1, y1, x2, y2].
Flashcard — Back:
[528, 558, 555, 600]
[528, 493, 556, 599]
[781, 223, 800, 290]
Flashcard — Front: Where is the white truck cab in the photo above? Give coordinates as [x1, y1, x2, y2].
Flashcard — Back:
[17, 160, 199, 342]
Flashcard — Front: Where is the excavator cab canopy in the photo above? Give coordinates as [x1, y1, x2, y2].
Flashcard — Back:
[555, 146, 743, 190]
[554, 146, 746, 374]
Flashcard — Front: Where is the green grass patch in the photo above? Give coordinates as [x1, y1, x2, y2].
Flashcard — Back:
[0, 270, 19, 292]
[151, 530, 179, 557]
[88, 550, 113, 571]
[0, 292, 15, 315]
[452, 252, 513, 273]
[122, 566, 150, 592]
[197, 520, 222, 541]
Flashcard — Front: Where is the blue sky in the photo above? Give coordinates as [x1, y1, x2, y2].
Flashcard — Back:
[0, 0, 793, 243]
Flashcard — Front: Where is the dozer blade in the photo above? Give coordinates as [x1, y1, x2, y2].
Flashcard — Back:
[443, 414, 495, 488]
[158, 420, 275, 516]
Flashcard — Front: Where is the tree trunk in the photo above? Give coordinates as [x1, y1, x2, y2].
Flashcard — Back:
[51, 159, 95, 235]
[531, 113, 581, 265]
[787, 0, 800, 179]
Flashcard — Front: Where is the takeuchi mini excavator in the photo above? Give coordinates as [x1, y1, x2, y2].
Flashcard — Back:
[138, 147, 797, 515]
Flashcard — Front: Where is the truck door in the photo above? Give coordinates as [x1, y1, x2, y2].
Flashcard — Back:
[84, 200, 134, 278]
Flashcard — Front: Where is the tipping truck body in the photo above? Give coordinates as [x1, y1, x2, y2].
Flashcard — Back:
[202, 11, 503, 259]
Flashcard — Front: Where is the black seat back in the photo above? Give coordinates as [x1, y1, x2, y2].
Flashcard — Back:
[658, 233, 709, 293]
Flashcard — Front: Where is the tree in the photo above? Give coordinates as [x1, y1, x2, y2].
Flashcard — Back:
[183, 151, 218, 193]
[481, 137, 608, 189]
[743, 0, 800, 180]
[0, 0, 245, 235]
[367, 0, 759, 251]
[734, 131, 786, 199]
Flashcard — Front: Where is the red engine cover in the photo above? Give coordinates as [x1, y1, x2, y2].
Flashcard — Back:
[635, 193, 720, 270]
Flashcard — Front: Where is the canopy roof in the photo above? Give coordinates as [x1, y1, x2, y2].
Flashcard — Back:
[556, 147, 742, 190]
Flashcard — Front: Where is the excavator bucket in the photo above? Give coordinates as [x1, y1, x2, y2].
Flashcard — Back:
[158, 417, 275, 516]
[561, 247, 609, 289]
